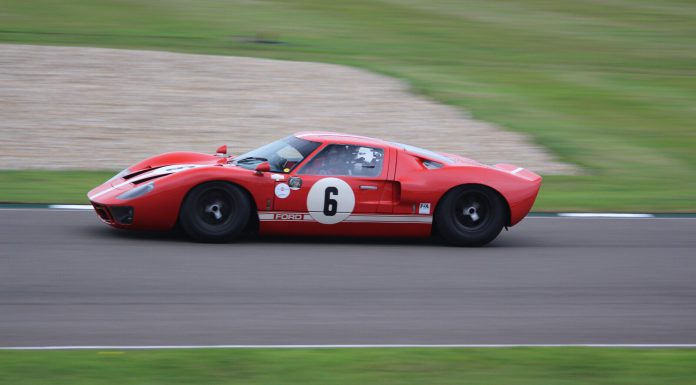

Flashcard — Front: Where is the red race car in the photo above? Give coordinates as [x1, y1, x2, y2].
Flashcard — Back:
[88, 132, 541, 246]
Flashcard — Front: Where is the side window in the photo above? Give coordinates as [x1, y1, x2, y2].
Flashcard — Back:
[299, 144, 384, 177]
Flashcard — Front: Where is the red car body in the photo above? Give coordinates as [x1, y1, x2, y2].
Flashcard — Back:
[88, 132, 541, 243]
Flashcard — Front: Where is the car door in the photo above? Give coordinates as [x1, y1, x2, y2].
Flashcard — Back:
[261, 143, 392, 235]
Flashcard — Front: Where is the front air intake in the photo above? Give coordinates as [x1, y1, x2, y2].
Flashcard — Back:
[91, 203, 113, 223]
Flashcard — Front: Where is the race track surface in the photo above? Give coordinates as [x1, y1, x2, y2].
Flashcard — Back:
[1, 209, 695, 346]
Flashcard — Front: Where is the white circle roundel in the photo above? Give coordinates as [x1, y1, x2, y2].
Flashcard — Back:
[275, 183, 291, 199]
[307, 178, 355, 224]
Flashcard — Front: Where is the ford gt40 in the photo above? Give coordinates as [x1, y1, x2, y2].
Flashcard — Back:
[88, 132, 541, 246]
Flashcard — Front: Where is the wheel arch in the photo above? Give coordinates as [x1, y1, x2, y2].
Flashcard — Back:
[433, 183, 511, 229]
[177, 179, 259, 232]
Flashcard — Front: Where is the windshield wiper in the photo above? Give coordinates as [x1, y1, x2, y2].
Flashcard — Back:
[233, 156, 268, 165]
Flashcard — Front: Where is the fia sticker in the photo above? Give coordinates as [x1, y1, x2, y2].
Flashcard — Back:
[306, 178, 355, 224]
[275, 183, 291, 199]
[271, 173, 285, 181]
[418, 203, 431, 215]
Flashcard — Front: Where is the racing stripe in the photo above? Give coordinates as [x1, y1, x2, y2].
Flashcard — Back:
[88, 181, 131, 200]
[258, 211, 432, 224]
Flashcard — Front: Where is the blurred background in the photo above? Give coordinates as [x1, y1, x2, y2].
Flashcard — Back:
[2, 3, 696, 383]
[1, 0, 695, 211]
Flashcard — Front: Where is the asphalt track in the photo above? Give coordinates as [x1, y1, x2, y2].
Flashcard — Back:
[1, 209, 695, 347]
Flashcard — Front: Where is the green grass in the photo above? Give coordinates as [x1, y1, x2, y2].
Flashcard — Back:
[2, 347, 696, 385]
[1, 0, 695, 210]
[0, 170, 112, 204]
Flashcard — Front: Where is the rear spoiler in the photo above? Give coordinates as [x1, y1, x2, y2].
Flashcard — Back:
[494, 163, 541, 182]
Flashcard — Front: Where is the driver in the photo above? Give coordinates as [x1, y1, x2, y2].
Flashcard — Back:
[303, 145, 353, 175]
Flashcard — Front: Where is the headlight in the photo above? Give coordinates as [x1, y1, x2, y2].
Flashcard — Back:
[117, 182, 154, 200]
[105, 168, 130, 184]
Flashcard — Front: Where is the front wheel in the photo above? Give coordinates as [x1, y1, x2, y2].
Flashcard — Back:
[435, 185, 506, 247]
[179, 182, 251, 243]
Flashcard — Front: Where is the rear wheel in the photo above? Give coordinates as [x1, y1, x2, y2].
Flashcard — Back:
[435, 185, 506, 246]
[179, 182, 250, 242]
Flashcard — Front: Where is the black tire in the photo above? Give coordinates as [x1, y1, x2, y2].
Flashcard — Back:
[179, 182, 251, 243]
[435, 185, 506, 247]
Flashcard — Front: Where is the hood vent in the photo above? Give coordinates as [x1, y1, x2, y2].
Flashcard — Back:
[123, 167, 160, 180]
[131, 173, 170, 185]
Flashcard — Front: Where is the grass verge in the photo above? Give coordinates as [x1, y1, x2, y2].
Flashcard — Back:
[2, 347, 696, 385]
[1, 0, 695, 210]
[0, 170, 112, 204]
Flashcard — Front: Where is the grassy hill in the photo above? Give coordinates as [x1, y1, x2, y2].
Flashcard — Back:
[1, 0, 695, 211]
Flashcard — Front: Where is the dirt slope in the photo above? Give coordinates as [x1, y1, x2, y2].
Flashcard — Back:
[0, 44, 576, 174]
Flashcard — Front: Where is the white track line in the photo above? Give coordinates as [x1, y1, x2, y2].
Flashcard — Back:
[48, 204, 93, 210]
[2, 344, 696, 350]
[557, 213, 654, 218]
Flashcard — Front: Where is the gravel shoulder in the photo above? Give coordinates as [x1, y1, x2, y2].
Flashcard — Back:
[0, 44, 577, 174]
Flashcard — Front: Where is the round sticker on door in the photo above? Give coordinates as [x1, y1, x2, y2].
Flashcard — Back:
[306, 177, 355, 224]
[275, 183, 291, 199]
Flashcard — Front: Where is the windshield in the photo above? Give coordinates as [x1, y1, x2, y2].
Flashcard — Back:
[232, 136, 321, 172]
[389, 142, 454, 164]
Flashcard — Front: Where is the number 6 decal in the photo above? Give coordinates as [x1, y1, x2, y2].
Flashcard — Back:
[323, 187, 338, 216]
[307, 178, 355, 224]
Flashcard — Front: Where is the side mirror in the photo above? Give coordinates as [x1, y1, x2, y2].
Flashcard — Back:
[255, 162, 271, 175]
[215, 145, 228, 157]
